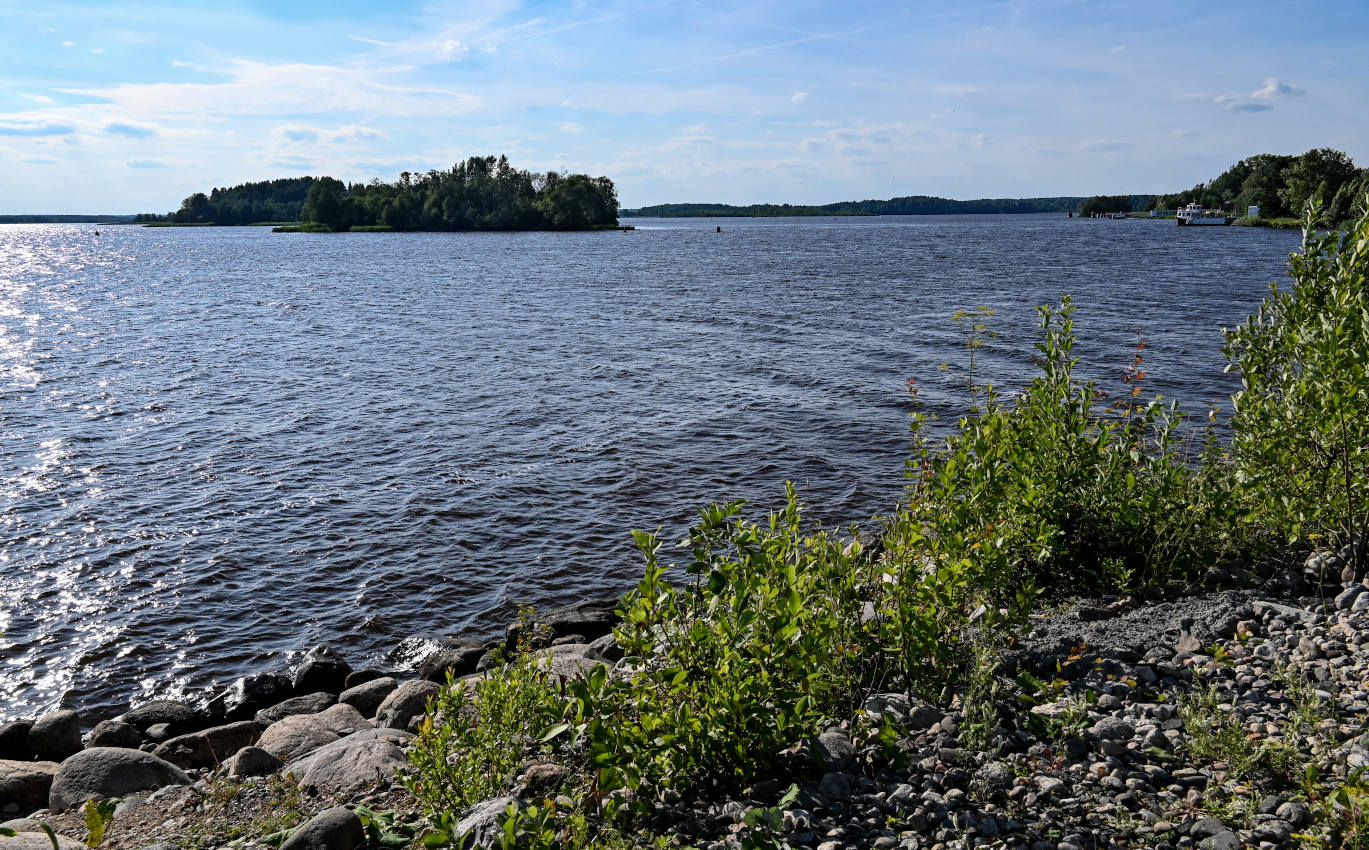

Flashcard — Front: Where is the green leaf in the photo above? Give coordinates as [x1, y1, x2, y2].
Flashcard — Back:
[537, 723, 570, 743]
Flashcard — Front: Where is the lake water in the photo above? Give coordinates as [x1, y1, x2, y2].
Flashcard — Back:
[0, 215, 1301, 721]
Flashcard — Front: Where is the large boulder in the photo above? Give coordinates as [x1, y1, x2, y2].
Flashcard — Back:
[48, 747, 190, 813]
[338, 677, 396, 718]
[504, 599, 620, 652]
[152, 720, 262, 769]
[0, 759, 60, 813]
[292, 646, 352, 694]
[0, 721, 33, 761]
[255, 692, 336, 725]
[418, 640, 487, 683]
[28, 710, 82, 762]
[87, 719, 142, 749]
[285, 729, 411, 793]
[279, 806, 365, 850]
[374, 680, 440, 730]
[206, 672, 294, 722]
[117, 700, 202, 737]
[257, 706, 371, 762]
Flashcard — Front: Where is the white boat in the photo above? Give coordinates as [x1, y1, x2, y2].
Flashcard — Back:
[1177, 202, 1232, 226]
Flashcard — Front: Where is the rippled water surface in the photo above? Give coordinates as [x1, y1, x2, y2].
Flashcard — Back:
[0, 216, 1301, 720]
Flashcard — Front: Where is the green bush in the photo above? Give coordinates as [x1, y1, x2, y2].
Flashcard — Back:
[1225, 200, 1369, 576]
[884, 297, 1233, 621]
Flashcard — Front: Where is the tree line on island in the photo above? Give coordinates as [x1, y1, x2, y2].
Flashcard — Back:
[158, 156, 619, 231]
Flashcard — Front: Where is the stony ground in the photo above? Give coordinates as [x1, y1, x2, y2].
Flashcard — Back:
[6, 578, 1369, 849]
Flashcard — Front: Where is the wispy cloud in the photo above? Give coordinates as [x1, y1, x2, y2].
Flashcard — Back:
[105, 122, 157, 138]
[0, 120, 77, 136]
[791, 91, 809, 104]
[1213, 77, 1306, 113]
[127, 159, 165, 168]
[18, 93, 56, 104]
[1108, 44, 1126, 54]
[1250, 77, 1304, 100]
[558, 122, 582, 133]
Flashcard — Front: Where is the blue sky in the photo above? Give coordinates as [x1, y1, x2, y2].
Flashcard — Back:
[1, 0, 1366, 213]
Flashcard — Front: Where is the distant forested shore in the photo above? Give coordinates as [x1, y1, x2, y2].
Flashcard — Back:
[619, 196, 1144, 217]
[0, 214, 134, 224]
[161, 156, 619, 232]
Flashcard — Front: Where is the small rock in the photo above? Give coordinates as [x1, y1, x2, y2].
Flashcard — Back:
[1190, 817, 1225, 839]
[280, 805, 365, 850]
[418, 641, 487, 682]
[338, 677, 397, 718]
[293, 646, 352, 694]
[0, 759, 60, 813]
[226, 746, 284, 778]
[817, 772, 853, 800]
[0, 721, 34, 761]
[375, 680, 441, 730]
[814, 730, 855, 771]
[28, 711, 82, 762]
[87, 719, 143, 749]
[206, 672, 294, 722]
[1200, 831, 1240, 850]
[1090, 717, 1135, 741]
[1276, 800, 1311, 827]
[152, 720, 262, 769]
[455, 796, 516, 849]
[342, 669, 386, 689]
[0, 832, 84, 849]
[255, 692, 336, 725]
[117, 701, 202, 737]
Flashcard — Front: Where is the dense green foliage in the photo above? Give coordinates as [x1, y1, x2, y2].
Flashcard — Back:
[1078, 195, 1140, 215]
[621, 195, 1151, 218]
[1151, 148, 1366, 225]
[167, 157, 618, 231]
[299, 156, 618, 232]
[1225, 207, 1369, 576]
[172, 177, 316, 224]
[408, 201, 1369, 848]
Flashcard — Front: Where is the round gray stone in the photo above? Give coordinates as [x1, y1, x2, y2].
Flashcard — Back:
[48, 747, 191, 813]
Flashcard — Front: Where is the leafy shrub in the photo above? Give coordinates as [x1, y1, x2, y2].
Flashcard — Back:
[406, 652, 565, 820]
[1224, 201, 1369, 577]
[884, 296, 1233, 630]
[594, 489, 872, 791]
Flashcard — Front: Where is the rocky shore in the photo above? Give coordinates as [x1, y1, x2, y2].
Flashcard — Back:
[3, 551, 1368, 850]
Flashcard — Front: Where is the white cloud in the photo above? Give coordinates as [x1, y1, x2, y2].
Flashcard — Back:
[61, 41, 75, 47]
[1108, 45, 1126, 54]
[90, 48, 104, 55]
[63, 59, 482, 119]
[1250, 77, 1304, 100]
[970, 133, 988, 148]
[19, 93, 56, 104]
[791, 91, 809, 104]
[436, 39, 468, 59]
[558, 122, 582, 133]
[0, 120, 77, 136]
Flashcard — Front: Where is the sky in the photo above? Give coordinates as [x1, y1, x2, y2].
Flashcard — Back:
[1, 0, 1366, 213]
